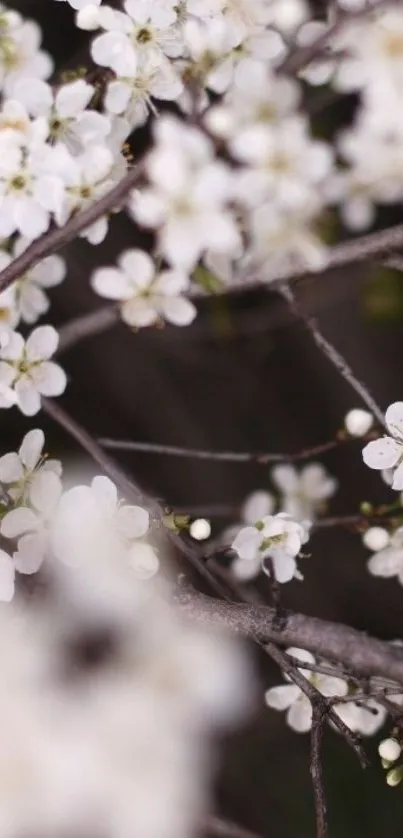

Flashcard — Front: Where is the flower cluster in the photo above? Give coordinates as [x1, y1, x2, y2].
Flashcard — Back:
[265, 647, 387, 735]
[225, 461, 336, 581]
[0, 429, 159, 601]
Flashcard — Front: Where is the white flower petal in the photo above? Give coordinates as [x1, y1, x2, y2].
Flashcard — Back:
[14, 532, 46, 575]
[116, 505, 149, 540]
[118, 249, 155, 289]
[265, 683, 300, 710]
[287, 697, 313, 732]
[367, 546, 403, 578]
[232, 526, 261, 561]
[159, 296, 197, 326]
[0, 452, 23, 483]
[91, 267, 133, 301]
[271, 464, 299, 493]
[242, 491, 275, 525]
[386, 402, 403, 441]
[362, 438, 402, 470]
[30, 361, 67, 396]
[14, 379, 41, 416]
[91, 475, 118, 516]
[19, 428, 44, 470]
[25, 325, 59, 361]
[30, 470, 62, 515]
[128, 542, 159, 579]
[1, 506, 38, 539]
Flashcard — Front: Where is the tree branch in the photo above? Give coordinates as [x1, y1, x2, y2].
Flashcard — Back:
[310, 707, 329, 838]
[42, 398, 233, 600]
[176, 588, 403, 686]
[279, 284, 386, 429]
[97, 435, 348, 464]
[0, 164, 144, 296]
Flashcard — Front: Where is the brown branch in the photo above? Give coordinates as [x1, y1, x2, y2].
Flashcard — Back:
[98, 435, 347, 464]
[0, 164, 144, 296]
[279, 284, 386, 429]
[42, 398, 233, 600]
[55, 222, 403, 355]
[176, 587, 403, 686]
[310, 707, 329, 838]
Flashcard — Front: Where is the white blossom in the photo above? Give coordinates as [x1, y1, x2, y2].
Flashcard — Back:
[271, 463, 337, 521]
[11, 77, 112, 153]
[91, 1, 182, 77]
[51, 475, 155, 579]
[265, 648, 348, 733]
[129, 116, 240, 270]
[231, 512, 309, 584]
[92, 249, 196, 328]
[228, 490, 275, 581]
[0, 428, 62, 504]
[0, 7, 52, 96]
[366, 526, 403, 586]
[0, 238, 66, 327]
[1, 468, 62, 575]
[104, 54, 183, 127]
[0, 325, 66, 415]
[0, 142, 66, 240]
[363, 402, 403, 490]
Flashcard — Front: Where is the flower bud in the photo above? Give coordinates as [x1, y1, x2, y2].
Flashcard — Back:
[387, 765, 403, 787]
[363, 527, 389, 551]
[379, 738, 401, 763]
[344, 409, 373, 437]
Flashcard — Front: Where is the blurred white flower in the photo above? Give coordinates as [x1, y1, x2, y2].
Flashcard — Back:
[129, 116, 240, 270]
[92, 249, 196, 328]
[336, 698, 386, 736]
[366, 526, 403, 585]
[362, 526, 389, 552]
[271, 462, 337, 521]
[0, 9, 52, 95]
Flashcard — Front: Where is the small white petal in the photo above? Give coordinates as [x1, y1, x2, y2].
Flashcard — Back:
[386, 402, 403, 441]
[30, 361, 67, 396]
[287, 697, 313, 732]
[1, 506, 38, 539]
[25, 325, 59, 361]
[265, 683, 300, 710]
[363, 527, 389, 552]
[91, 267, 133, 301]
[362, 438, 402, 470]
[0, 452, 23, 483]
[14, 532, 46, 575]
[19, 428, 44, 470]
[128, 542, 159, 579]
[242, 491, 275, 525]
[115, 504, 149, 540]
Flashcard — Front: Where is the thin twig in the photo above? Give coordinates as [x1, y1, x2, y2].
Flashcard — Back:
[55, 221, 403, 355]
[279, 284, 386, 429]
[98, 436, 347, 464]
[0, 163, 144, 296]
[310, 707, 329, 838]
[42, 398, 233, 600]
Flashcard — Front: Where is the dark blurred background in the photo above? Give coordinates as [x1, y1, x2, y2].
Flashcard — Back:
[6, 1, 403, 835]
